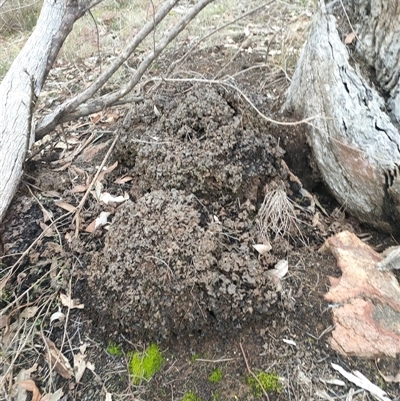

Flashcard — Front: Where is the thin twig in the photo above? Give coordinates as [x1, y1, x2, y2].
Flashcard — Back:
[195, 358, 236, 363]
[25, 184, 62, 245]
[151, 76, 319, 126]
[240, 342, 270, 401]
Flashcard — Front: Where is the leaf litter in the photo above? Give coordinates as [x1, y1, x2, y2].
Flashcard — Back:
[1, 2, 400, 400]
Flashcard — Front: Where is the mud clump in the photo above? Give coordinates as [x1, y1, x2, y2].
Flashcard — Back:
[116, 86, 284, 203]
[88, 86, 287, 339]
[88, 190, 279, 339]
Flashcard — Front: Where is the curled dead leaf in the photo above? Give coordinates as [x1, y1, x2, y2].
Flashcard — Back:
[50, 311, 65, 324]
[96, 161, 118, 182]
[253, 243, 272, 255]
[71, 184, 88, 193]
[17, 379, 41, 401]
[268, 259, 289, 278]
[60, 293, 84, 309]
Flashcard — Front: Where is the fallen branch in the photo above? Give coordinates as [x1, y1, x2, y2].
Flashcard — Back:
[35, 0, 215, 138]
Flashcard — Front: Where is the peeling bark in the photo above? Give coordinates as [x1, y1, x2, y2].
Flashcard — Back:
[283, 1, 400, 233]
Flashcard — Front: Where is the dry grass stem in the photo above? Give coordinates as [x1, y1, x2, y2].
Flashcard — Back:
[257, 183, 306, 244]
[240, 342, 270, 401]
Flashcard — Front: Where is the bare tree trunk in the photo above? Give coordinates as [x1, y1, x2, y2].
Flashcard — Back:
[283, 0, 400, 234]
[0, 0, 96, 222]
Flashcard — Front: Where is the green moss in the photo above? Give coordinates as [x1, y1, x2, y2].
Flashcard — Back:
[129, 343, 164, 385]
[191, 353, 200, 362]
[209, 367, 223, 383]
[247, 371, 282, 397]
[106, 341, 123, 357]
[182, 391, 202, 401]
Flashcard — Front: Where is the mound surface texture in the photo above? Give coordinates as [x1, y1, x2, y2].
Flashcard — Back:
[88, 86, 287, 339]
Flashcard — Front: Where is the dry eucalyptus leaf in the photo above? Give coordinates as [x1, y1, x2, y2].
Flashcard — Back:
[380, 371, 400, 384]
[20, 306, 39, 319]
[73, 351, 87, 383]
[53, 162, 72, 172]
[114, 175, 133, 184]
[2, 320, 19, 347]
[93, 180, 103, 201]
[42, 208, 54, 223]
[39, 221, 54, 237]
[55, 201, 76, 213]
[69, 165, 85, 176]
[41, 190, 61, 198]
[0, 314, 7, 329]
[84, 219, 97, 233]
[17, 379, 41, 401]
[71, 184, 87, 193]
[43, 337, 73, 379]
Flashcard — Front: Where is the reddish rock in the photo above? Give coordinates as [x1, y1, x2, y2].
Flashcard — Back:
[321, 231, 400, 358]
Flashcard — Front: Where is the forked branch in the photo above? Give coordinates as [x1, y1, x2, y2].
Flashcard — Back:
[35, 0, 214, 139]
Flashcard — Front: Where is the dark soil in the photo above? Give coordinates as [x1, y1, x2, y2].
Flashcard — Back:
[1, 45, 399, 401]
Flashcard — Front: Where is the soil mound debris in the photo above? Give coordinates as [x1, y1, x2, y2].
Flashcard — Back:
[88, 85, 293, 339]
[116, 86, 285, 203]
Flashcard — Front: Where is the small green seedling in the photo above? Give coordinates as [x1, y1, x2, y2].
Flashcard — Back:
[208, 367, 223, 383]
[129, 343, 164, 385]
[182, 391, 202, 401]
[191, 353, 200, 362]
[106, 341, 123, 357]
[247, 371, 282, 397]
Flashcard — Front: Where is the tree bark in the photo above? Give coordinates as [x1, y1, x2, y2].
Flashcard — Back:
[347, 0, 400, 123]
[283, 0, 400, 234]
[0, 0, 99, 222]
